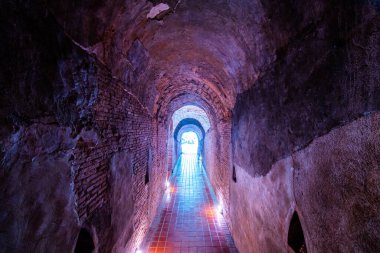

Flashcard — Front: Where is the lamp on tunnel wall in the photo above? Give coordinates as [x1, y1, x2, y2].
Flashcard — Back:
[217, 204, 223, 214]
[135, 249, 142, 253]
[165, 179, 172, 202]
[215, 193, 224, 215]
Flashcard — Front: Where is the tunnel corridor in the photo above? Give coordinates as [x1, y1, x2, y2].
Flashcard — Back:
[141, 153, 237, 253]
[1, 1, 380, 253]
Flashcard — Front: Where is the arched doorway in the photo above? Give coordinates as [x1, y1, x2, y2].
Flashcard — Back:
[171, 117, 206, 173]
[180, 131, 199, 155]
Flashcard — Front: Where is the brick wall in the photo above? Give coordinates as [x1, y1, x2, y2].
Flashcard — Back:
[70, 58, 165, 252]
[149, 121, 169, 219]
[202, 119, 232, 225]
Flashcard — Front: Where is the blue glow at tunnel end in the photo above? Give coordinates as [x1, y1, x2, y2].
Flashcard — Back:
[181, 131, 199, 154]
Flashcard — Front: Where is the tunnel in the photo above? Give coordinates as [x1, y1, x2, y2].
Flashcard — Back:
[1, 0, 380, 252]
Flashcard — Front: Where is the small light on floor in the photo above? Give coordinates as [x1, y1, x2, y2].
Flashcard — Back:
[135, 249, 142, 253]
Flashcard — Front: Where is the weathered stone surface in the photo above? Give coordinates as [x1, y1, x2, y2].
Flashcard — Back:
[230, 159, 294, 253]
[109, 151, 135, 252]
[126, 39, 150, 86]
[293, 113, 380, 252]
[0, 124, 78, 253]
[230, 113, 380, 253]
[0, 1, 99, 138]
[0, 2, 158, 253]
[229, 1, 380, 252]
[147, 3, 171, 20]
[233, 1, 380, 177]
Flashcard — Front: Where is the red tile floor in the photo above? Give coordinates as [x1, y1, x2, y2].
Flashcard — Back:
[141, 154, 238, 253]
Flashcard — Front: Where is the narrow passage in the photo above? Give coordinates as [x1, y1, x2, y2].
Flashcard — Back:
[142, 154, 238, 253]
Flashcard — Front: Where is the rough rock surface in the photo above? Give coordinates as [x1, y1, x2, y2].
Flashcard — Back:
[231, 1, 380, 252]
[0, 124, 78, 253]
[230, 113, 380, 253]
[1, 1, 157, 253]
[233, 1, 380, 177]
[147, 3, 171, 20]
[293, 113, 380, 252]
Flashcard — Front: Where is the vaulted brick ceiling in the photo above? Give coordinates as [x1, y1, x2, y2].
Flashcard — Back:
[45, 0, 320, 122]
[3, 0, 372, 136]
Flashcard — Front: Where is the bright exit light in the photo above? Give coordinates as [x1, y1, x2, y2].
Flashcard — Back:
[181, 131, 198, 154]
[165, 181, 170, 188]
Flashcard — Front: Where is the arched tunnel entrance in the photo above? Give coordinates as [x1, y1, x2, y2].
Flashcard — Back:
[172, 117, 206, 172]
[180, 131, 198, 154]
[168, 105, 210, 173]
[146, 87, 233, 253]
[140, 104, 236, 252]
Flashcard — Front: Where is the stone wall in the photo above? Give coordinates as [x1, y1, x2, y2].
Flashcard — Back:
[230, 113, 380, 252]
[0, 123, 78, 253]
[0, 2, 162, 252]
[231, 1, 380, 252]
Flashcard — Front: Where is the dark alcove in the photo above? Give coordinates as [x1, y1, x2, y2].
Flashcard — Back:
[74, 228, 95, 253]
[145, 165, 150, 184]
[232, 165, 237, 183]
[288, 212, 307, 253]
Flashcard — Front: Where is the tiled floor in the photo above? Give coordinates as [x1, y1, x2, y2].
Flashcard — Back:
[142, 154, 238, 253]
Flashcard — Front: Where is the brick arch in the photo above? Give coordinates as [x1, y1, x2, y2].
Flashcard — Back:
[153, 78, 231, 126]
[172, 105, 210, 134]
[173, 122, 206, 163]
[177, 124, 204, 141]
[146, 59, 236, 113]
[174, 119, 205, 142]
